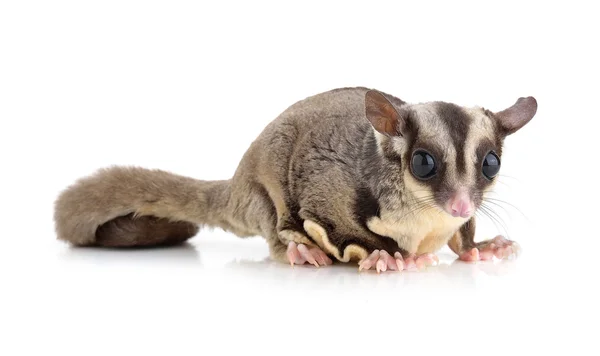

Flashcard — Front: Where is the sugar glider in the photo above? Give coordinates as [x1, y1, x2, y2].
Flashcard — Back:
[54, 87, 537, 272]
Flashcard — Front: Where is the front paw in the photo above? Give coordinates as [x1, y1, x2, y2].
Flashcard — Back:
[358, 250, 439, 273]
[459, 235, 520, 262]
[286, 241, 333, 267]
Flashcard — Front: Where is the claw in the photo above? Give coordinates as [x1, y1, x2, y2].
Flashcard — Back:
[358, 250, 438, 273]
[380, 250, 397, 271]
[286, 242, 331, 267]
[297, 243, 320, 268]
[359, 250, 380, 271]
[313, 251, 326, 266]
[376, 259, 387, 273]
[396, 259, 404, 271]
[318, 250, 333, 266]
[459, 236, 521, 262]
[394, 252, 405, 271]
[286, 241, 299, 266]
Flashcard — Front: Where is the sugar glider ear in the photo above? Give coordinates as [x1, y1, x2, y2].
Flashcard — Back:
[494, 96, 538, 135]
[365, 90, 408, 137]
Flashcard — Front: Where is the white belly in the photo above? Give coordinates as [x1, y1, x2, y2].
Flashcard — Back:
[367, 208, 467, 254]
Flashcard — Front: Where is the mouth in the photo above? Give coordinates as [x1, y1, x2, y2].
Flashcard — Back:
[444, 207, 472, 219]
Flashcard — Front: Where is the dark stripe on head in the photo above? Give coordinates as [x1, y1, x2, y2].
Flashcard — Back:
[482, 108, 507, 155]
[434, 102, 472, 175]
[473, 137, 502, 206]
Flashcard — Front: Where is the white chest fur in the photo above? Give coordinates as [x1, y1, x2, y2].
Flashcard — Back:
[366, 208, 467, 254]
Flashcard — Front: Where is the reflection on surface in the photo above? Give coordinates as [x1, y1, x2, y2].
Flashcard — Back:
[222, 255, 519, 291]
[59, 242, 202, 267]
[59, 236, 520, 290]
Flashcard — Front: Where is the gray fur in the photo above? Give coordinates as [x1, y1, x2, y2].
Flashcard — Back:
[53, 87, 537, 262]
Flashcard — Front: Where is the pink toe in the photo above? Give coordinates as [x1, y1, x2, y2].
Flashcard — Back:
[460, 248, 479, 261]
[395, 258, 404, 271]
[359, 250, 380, 271]
[415, 253, 437, 269]
[319, 249, 333, 265]
[311, 248, 329, 266]
[404, 255, 417, 270]
[366, 250, 380, 264]
[297, 244, 319, 267]
[359, 260, 372, 271]
[286, 242, 300, 265]
[386, 258, 398, 271]
[367, 250, 380, 260]
[424, 253, 439, 266]
[415, 255, 429, 268]
[493, 235, 509, 247]
[380, 251, 397, 271]
[376, 259, 387, 273]
[314, 253, 326, 266]
[479, 250, 494, 260]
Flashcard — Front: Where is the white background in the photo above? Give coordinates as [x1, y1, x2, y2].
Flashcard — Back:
[1, 1, 598, 355]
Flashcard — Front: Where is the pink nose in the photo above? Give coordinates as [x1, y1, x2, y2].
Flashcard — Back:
[448, 191, 473, 218]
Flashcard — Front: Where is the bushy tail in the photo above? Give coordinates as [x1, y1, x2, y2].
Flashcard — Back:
[54, 166, 230, 247]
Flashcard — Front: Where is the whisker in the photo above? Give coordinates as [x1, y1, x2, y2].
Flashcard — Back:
[483, 197, 529, 221]
[497, 174, 521, 182]
[478, 203, 510, 239]
[481, 199, 512, 217]
[402, 197, 438, 217]
[492, 179, 511, 187]
[477, 206, 503, 235]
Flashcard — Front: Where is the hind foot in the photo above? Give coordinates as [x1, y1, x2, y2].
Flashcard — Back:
[358, 250, 439, 273]
[459, 235, 521, 262]
[286, 241, 333, 267]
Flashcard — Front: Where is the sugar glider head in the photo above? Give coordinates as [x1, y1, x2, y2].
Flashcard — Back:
[364, 89, 537, 219]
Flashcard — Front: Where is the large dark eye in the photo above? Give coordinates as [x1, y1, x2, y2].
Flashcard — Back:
[482, 151, 501, 180]
[411, 150, 437, 179]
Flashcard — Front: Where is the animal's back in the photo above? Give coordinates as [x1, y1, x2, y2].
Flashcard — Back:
[225, 87, 402, 261]
[233, 87, 376, 202]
